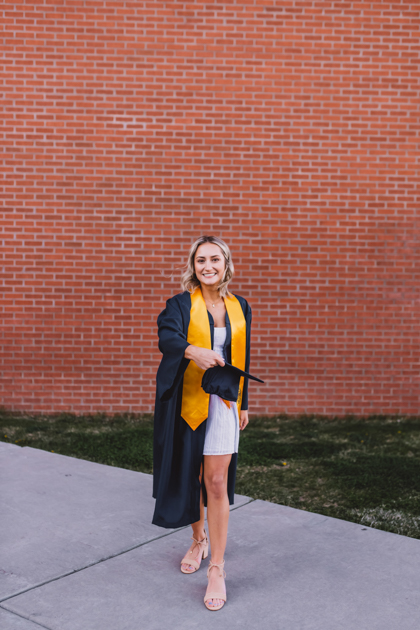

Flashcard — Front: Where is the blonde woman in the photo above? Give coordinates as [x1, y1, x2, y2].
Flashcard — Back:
[152, 235, 252, 611]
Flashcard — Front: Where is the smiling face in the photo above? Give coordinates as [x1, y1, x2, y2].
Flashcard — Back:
[194, 242, 226, 290]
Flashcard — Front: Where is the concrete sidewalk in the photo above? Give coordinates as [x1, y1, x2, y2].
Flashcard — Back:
[1, 441, 419, 630]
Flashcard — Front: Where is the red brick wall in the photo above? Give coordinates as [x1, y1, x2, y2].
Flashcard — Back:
[1, 1, 419, 416]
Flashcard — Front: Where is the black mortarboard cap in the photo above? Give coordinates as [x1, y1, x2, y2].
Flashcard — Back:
[201, 362, 264, 402]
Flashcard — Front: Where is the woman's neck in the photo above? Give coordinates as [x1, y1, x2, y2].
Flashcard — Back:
[200, 284, 221, 304]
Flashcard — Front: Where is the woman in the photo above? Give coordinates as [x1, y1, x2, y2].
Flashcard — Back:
[152, 235, 252, 611]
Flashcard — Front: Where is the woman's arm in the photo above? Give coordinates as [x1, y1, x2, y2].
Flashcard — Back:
[156, 297, 224, 401]
[157, 300, 190, 357]
[184, 344, 225, 370]
[156, 299, 190, 402]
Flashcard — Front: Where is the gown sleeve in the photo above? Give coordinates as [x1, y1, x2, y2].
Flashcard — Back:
[156, 298, 191, 402]
[240, 301, 252, 412]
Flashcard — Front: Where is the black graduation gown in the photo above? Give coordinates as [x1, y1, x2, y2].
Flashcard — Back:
[152, 290, 252, 529]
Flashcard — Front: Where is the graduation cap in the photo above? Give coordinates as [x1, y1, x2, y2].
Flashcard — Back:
[201, 362, 264, 402]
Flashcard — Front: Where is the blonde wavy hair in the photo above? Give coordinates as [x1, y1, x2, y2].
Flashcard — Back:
[180, 235, 234, 298]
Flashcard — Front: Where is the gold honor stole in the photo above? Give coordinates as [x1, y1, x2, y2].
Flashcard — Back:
[181, 287, 246, 431]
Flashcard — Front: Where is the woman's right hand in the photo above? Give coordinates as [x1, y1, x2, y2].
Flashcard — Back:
[184, 345, 225, 371]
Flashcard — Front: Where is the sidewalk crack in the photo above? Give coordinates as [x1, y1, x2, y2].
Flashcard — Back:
[1, 498, 255, 604]
[0, 605, 54, 630]
[0, 526, 188, 604]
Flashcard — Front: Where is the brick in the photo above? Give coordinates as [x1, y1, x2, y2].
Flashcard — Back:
[0, 0, 419, 415]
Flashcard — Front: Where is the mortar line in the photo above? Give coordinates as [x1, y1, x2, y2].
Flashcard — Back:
[0, 497, 255, 604]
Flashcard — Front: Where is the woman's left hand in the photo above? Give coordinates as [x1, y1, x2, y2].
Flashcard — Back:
[239, 410, 249, 431]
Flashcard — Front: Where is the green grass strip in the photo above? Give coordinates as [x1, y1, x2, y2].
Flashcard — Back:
[1, 409, 420, 539]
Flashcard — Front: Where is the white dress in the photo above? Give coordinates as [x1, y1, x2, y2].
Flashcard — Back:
[203, 327, 240, 456]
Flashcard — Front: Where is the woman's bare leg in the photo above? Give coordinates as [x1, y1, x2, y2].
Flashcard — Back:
[203, 453, 232, 608]
[181, 464, 206, 572]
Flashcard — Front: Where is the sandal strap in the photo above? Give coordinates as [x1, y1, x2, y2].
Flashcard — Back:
[207, 560, 226, 578]
[180, 556, 200, 570]
[204, 591, 227, 604]
[181, 532, 208, 568]
[191, 533, 208, 549]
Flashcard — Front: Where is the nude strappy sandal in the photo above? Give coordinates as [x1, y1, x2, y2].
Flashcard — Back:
[180, 531, 209, 574]
[204, 560, 226, 611]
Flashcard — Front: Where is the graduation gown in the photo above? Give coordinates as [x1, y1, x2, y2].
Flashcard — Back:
[152, 290, 252, 529]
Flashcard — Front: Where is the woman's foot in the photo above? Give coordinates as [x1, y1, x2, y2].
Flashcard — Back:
[180, 531, 208, 573]
[204, 560, 226, 611]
